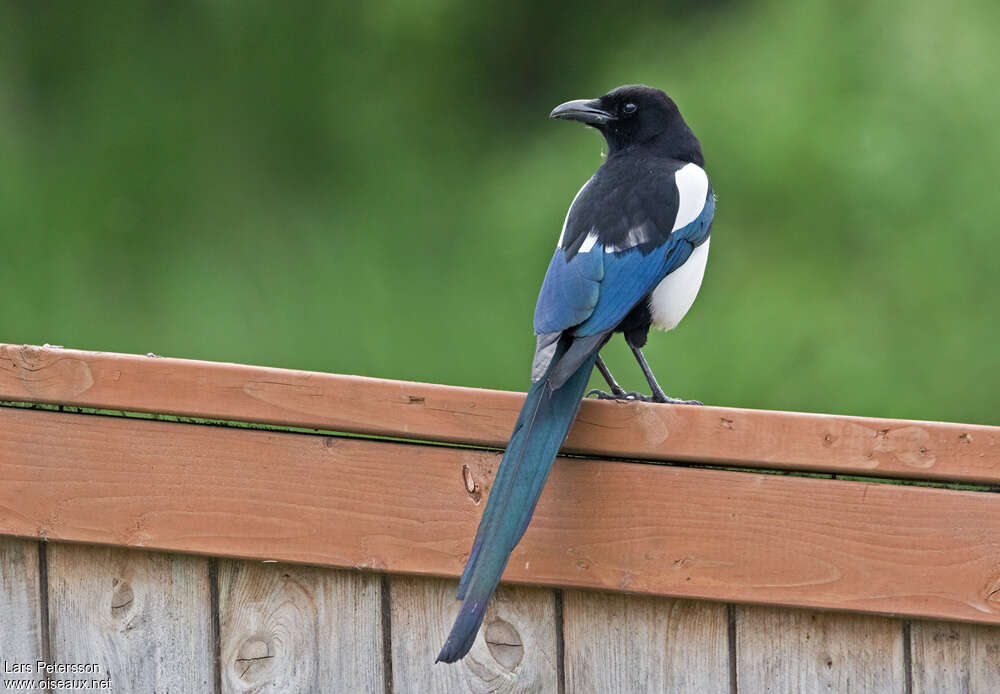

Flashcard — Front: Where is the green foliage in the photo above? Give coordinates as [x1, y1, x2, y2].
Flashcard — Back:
[1, 1, 997, 424]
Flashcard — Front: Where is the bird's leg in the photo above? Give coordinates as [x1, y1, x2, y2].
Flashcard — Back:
[627, 345, 703, 405]
[586, 355, 630, 400]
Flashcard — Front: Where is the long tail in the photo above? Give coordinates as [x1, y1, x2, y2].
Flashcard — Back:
[436, 342, 598, 663]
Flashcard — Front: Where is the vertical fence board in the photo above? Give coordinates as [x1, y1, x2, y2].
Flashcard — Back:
[736, 606, 905, 693]
[562, 590, 729, 694]
[911, 620, 1000, 693]
[217, 560, 384, 694]
[47, 544, 213, 694]
[0, 538, 43, 678]
[390, 576, 559, 693]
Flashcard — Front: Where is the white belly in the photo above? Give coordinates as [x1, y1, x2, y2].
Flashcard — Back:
[649, 238, 710, 331]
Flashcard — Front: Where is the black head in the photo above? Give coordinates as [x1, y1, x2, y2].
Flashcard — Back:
[549, 84, 703, 164]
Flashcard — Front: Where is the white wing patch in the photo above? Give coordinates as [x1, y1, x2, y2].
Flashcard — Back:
[603, 222, 657, 253]
[672, 163, 709, 232]
[649, 238, 710, 332]
[557, 179, 591, 247]
[578, 231, 599, 253]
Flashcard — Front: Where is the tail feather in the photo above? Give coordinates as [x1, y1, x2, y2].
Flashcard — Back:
[455, 337, 574, 601]
[455, 372, 549, 600]
[549, 332, 607, 389]
[437, 340, 598, 663]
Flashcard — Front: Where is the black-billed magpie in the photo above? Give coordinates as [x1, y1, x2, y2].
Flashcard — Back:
[437, 85, 714, 663]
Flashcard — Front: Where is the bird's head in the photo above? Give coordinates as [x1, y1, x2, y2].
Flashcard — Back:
[549, 84, 702, 163]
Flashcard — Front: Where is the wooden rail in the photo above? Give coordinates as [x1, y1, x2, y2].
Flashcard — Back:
[3, 404, 1000, 626]
[2, 343, 1000, 692]
[3, 343, 998, 483]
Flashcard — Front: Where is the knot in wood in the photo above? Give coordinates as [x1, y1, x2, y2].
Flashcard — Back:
[15, 346, 94, 398]
[985, 575, 1000, 606]
[484, 618, 523, 671]
[462, 465, 481, 503]
[235, 638, 275, 682]
[110, 577, 134, 617]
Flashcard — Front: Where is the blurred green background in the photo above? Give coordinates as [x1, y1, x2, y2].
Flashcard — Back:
[1, 1, 997, 425]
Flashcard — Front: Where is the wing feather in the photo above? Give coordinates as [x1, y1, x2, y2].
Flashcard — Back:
[530, 163, 714, 380]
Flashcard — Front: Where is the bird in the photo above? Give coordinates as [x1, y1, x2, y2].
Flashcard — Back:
[436, 84, 715, 663]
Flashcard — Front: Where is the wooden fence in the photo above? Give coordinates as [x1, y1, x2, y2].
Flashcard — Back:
[1, 343, 999, 692]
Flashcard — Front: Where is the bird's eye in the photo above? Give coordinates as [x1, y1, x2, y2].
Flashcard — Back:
[622, 102, 637, 115]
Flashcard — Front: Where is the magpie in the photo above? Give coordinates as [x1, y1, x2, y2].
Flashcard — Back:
[436, 85, 714, 663]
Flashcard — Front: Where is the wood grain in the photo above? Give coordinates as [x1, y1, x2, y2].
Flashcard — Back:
[562, 590, 729, 693]
[389, 576, 558, 693]
[2, 343, 998, 483]
[735, 606, 905, 693]
[217, 560, 384, 694]
[910, 620, 1000, 693]
[46, 543, 214, 693]
[0, 538, 44, 679]
[4, 406, 1000, 627]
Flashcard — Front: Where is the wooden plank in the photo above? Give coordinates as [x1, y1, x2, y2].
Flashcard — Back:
[217, 560, 383, 694]
[910, 620, 1000, 693]
[2, 343, 998, 483]
[3, 407, 1000, 626]
[562, 591, 729, 693]
[46, 543, 214, 693]
[390, 576, 558, 693]
[0, 538, 44, 680]
[735, 606, 905, 693]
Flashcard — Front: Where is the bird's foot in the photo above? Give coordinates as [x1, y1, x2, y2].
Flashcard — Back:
[630, 391, 704, 405]
[586, 387, 629, 400]
[587, 389, 703, 405]
[653, 393, 703, 405]
[665, 397, 703, 406]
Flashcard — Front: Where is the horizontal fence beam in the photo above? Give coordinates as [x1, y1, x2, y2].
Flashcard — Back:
[1, 344, 998, 483]
[3, 405, 999, 626]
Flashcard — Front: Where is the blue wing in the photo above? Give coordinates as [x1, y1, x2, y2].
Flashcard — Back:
[533, 187, 714, 363]
[532, 242, 604, 334]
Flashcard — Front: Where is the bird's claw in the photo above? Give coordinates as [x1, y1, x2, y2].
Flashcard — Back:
[588, 389, 703, 405]
[586, 388, 629, 400]
[655, 394, 703, 405]
[627, 391, 676, 402]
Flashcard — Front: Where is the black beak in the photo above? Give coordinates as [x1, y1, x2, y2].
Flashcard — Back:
[549, 98, 614, 126]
